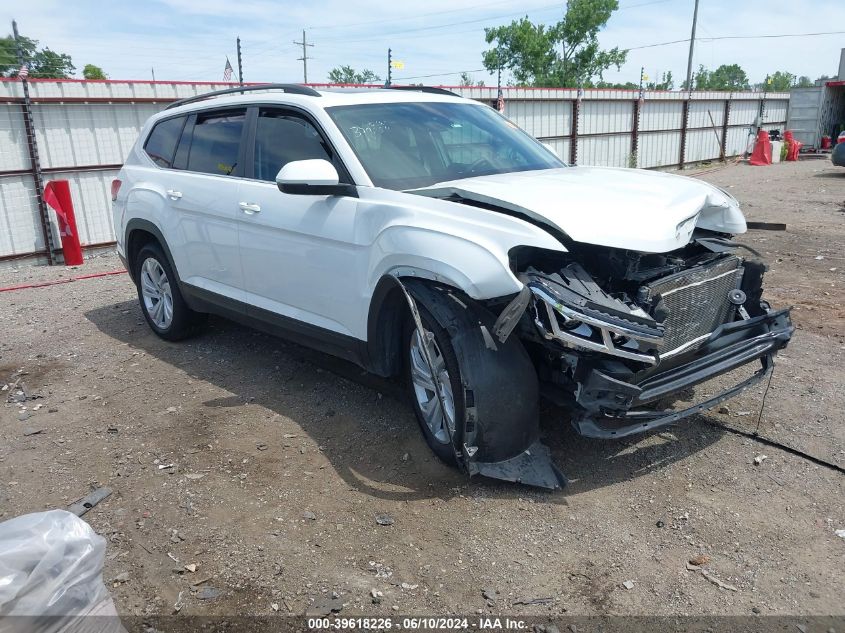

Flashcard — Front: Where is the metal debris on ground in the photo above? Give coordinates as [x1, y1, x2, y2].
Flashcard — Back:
[513, 597, 554, 606]
[196, 586, 221, 600]
[67, 487, 112, 516]
[306, 595, 344, 616]
[686, 562, 738, 591]
[622, 580, 635, 590]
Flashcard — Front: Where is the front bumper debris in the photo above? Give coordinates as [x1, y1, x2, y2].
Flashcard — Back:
[573, 308, 793, 438]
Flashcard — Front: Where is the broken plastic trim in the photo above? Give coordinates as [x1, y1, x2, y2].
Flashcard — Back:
[529, 285, 660, 365]
[390, 275, 466, 468]
[390, 275, 566, 490]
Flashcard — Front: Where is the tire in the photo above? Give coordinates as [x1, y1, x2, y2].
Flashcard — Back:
[134, 242, 205, 341]
[403, 306, 464, 466]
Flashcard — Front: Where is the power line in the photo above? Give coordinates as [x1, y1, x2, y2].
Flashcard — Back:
[626, 29, 845, 51]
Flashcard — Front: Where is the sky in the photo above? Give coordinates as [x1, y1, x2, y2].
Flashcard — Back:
[2, 0, 844, 87]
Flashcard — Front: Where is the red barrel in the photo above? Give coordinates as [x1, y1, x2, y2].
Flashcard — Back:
[43, 180, 84, 266]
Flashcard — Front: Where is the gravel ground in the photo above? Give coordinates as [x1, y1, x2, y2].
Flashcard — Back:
[0, 160, 843, 620]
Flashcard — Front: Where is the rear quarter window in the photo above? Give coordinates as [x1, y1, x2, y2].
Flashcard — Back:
[144, 116, 186, 168]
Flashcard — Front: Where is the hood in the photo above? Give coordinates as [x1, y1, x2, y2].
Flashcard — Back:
[410, 167, 746, 253]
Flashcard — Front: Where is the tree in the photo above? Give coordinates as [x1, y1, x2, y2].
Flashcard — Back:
[594, 80, 637, 89]
[795, 76, 813, 88]
[763, 70, 795, 92]
[685, 64, 749, 91]
[0, 34, 37, 76]
[459, 71, 485, 87]
[646, 71, 673, 90]
[83, 64, 107, 80]
[482, 0, 626, 87]
[327, 65, 380, 84]
[0, 33, 75, 78]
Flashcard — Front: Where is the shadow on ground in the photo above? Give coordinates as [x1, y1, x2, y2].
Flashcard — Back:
[85, 301, 724, 502]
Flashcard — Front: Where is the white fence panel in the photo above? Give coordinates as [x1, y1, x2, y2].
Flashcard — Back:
[578, 100, 633, 135]
[46, 169, 119, 245]
[541, 137, 570, 162]
[725, 126, 755, 156]
[506, 100, 571, 139]
[640, 101, 683, 132]
[637, 131, 681, 168]
[578, 134, 632, 167]
[688, 101, 725, 129]
[0, 174, 42, 256]
[685, 128, 723, 163]
[729, 100, 760, 126]
[0, 106, 30, 172]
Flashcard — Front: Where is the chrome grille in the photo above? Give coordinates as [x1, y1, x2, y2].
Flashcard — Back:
[644, 256, 743, 356]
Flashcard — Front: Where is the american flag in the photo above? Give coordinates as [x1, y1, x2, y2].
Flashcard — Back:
[223, 58, 233, 82]
[18, 65, 29, 80]
[496, 88, 505, 114]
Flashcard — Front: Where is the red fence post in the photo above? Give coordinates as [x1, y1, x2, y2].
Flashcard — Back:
[43, 180, 84, 266]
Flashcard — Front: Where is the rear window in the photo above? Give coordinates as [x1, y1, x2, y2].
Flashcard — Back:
[186, 110, 246, 176]
[144, 116, 186, 168]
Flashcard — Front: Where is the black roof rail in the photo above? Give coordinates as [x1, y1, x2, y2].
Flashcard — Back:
[165, 83, 321, 110]
[385, 85, 461, 97]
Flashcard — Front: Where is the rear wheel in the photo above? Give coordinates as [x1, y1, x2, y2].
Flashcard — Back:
[134, 242, 205, 340]
[403, 308, 464, 466]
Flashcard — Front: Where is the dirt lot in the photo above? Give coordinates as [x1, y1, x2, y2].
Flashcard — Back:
[1, 159, 843, 620]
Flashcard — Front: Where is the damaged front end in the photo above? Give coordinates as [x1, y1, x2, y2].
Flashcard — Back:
[511, 240, 794, 439]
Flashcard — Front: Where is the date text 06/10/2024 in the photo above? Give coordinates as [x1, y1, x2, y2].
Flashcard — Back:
[306, 617, 529, 630]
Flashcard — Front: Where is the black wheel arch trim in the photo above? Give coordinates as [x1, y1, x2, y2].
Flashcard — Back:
[124, 219, 181, 286]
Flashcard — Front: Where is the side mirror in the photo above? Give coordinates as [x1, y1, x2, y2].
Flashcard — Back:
[275, 159, 357, 197]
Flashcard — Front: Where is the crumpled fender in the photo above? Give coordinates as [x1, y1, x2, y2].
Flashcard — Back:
[398, 278, 566, 489]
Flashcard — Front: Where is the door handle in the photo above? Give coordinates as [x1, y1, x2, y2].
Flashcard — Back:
[166, 189, 182, 200]
[239, 202, 261, 214]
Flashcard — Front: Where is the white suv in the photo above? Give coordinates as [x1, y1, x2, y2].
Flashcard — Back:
[113, 84, 793, 489]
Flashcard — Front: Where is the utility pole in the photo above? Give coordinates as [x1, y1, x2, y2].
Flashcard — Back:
[386, 48, 392, 86]
[236, 36, 244, 87]
[294, 30, 313, 83]
[685, 0, 700, 90]
[151, 67, 156, 82]
[13, 20, 57, 265]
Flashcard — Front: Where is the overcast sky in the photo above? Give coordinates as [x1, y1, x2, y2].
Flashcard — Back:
[3, 0, 844, 87]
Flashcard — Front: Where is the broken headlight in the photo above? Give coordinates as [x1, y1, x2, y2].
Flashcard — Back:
[523, 264, 663, 365]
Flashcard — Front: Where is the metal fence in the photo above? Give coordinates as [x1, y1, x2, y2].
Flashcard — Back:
[0, 79, 790, 263]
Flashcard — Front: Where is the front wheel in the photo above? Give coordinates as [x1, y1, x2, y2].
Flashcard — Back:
[134, 242, 205, 341]
[404, 308, 464, 466]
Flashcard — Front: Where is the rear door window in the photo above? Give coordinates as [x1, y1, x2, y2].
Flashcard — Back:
[144, 116, 187, 168]
[185, 109, 247, 176]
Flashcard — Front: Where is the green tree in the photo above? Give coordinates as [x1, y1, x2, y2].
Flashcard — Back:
[459, 71, 485, 87]
[646, 70, 673, 90]
[482, 0, 626, 87]
[0, 33, 75, 78]
[763, 70, 795, 92]
[0, 34, 37, 76]
[82, 64, 107, 80]
[327, 65, 380, 84]
[594, 80, 637, 89]
[685, 64, 749, 91]
[795, 75, 813, 88]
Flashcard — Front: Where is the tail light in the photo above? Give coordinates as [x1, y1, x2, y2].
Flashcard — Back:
[111, 179, 122, 202]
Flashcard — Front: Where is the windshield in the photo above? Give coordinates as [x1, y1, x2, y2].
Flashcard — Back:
[326, 102, 564, 190]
